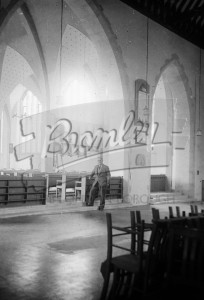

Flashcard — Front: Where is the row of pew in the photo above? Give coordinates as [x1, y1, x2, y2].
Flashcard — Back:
[0, 171, 84, 206]
[0, 170, 123, 206]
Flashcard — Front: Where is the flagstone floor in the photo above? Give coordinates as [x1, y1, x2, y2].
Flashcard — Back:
[0, 201, 202, 300]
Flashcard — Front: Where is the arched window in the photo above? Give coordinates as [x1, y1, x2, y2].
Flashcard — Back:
[11, 90, 42, 169]
[22, 90, 42, 116]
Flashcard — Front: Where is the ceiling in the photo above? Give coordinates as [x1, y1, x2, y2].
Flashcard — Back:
[120, 0, 204, 49]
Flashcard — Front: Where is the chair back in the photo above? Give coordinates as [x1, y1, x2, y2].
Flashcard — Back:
[143, 217, 187, 293]
[152, 207, 160, 220]
[166, 226, 204, 294]
[106, 213, 146, 266]
[101, 213, 147, 300]
[106, 213, 130, 263]
[176, 206, 181, 217]
[168, 206, 174, 218]
[143, 220, 168, 292]
[136, 210, 142, 224]
[140, 216, 204, 296]
[130, 211, 146, 258]
[106, 213, 113, 264]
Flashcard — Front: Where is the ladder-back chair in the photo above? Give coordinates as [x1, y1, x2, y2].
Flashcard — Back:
[100, 212, 148, 300]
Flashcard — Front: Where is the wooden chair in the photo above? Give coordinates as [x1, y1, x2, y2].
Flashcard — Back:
[130, 211, 153, 256]
[102, 215, 173, 300]
[114, 218, 171, 299]
[140, 219, 170, 297]
[75, 180, 82, 199]
[100, 213, 148, 300]
[55, 179, 75, 199]
[151, 207, 160, 220]
[101, 213, 204, 300]
[56, 180, 62, 197]
[164, 226, 204, 298]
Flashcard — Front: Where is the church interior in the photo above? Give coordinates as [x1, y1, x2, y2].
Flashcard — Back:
[0, 0, 204, 206]
[0, 1, 204, 299]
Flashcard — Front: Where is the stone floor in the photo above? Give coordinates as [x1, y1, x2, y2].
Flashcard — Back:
[0, 201, 203, 300]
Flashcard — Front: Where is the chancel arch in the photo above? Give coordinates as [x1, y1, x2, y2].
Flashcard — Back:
[151, 57, 192, 197]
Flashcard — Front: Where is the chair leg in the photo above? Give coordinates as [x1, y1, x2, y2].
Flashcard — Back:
[107, 268, 121, 300]
[100, 271, 111, 300]
[115, 269, 126, 297]
[122, 271, 134, 298]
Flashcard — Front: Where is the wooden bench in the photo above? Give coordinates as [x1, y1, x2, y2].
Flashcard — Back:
[0, 175, 46, 207]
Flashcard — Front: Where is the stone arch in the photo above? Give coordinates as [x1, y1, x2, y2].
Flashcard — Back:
[66, 0, 129, 102]
[0, 1, 50, 108]
[151, 55, 194, 197]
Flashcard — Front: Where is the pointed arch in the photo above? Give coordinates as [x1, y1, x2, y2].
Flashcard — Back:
[0, 1, 50, 108]
[151, 54, 194, 197]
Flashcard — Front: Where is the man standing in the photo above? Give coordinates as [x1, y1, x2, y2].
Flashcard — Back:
[87, 156, 111, 210]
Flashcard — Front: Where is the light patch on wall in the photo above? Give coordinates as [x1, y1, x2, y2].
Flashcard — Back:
[1, 46, 33, 98]
[61, 76, 96, 106]
[172, 135, 189, 150]
[173, 118, 187, 133]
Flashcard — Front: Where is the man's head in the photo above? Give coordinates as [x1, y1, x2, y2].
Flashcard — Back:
[97, 156, 103, 166]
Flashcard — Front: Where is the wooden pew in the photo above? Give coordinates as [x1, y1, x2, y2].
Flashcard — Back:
[0, 175, 46, 207]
